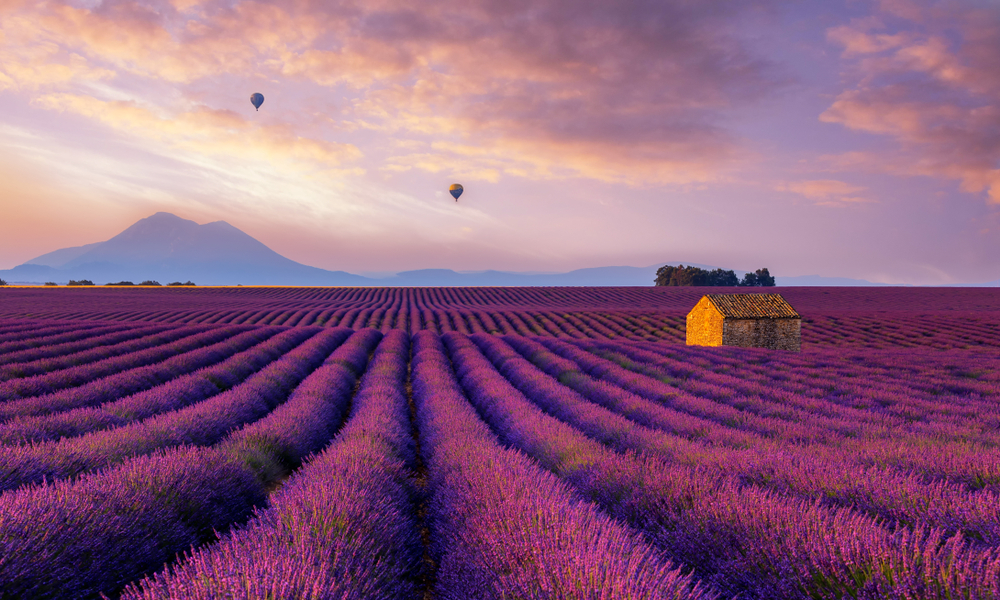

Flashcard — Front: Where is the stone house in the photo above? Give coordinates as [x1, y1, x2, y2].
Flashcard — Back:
[686, 293, 801, 351]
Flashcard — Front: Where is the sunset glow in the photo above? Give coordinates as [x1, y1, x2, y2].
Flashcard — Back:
[2, 0, 998, 284]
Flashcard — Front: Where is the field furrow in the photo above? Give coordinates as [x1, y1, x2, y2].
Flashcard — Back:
[443, 332, 1000, 599]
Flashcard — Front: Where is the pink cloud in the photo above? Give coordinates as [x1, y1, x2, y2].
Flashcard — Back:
[33, 93, 362, 169]
[777, 179, 873, 206]
[822, 1, 1000, 204]
[2, 0, 786, 185]
[826, 18, 908, 56]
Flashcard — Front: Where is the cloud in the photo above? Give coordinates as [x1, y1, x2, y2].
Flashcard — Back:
[0, 11, 117, 90]
[826, 18, 908, 56]
[777, 179, 873, 206]
[330, 0, 784, 183]
[822, 1, 1000, 204]
[1, 0, 786, 186]
[32, 92, 361, 170]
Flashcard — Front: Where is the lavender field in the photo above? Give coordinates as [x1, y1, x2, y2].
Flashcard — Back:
[0, 286, 998, 599]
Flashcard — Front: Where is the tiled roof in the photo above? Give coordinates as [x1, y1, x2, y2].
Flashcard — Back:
[705, 293, 800, 319]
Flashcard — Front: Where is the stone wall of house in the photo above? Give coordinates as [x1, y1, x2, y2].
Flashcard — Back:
[722, 318, 801, 352]
[686, 297, 724, 347]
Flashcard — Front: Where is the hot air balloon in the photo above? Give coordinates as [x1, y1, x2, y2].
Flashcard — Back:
[449, 183, 464, 201]
[250, 93, 264, 111]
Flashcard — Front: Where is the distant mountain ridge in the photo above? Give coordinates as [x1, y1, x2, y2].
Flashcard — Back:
[7, 213, 369, 286]
[0, 212, 915, 286]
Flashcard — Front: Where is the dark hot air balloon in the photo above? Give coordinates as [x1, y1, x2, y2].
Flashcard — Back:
[449, 183, 463, 201]
[250, 93, 264, 111]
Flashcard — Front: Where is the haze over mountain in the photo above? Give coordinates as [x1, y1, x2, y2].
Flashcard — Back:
[1, 213, 892, 286]
[6, 213, 368, 286]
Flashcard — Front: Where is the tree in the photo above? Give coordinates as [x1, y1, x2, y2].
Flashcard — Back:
[756, 268, 775, 286]
[67, 280, 95, 286]
[43, 282, 58, 286]
[140, 280, 162, 286]
[655, 265, 739, 286]
[706, 268, 739, 286]
[0, 278, 7, 286]
[655, 265, 692, 286]
[739, 268, 775, 287]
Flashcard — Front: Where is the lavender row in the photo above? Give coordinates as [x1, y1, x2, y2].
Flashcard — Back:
[0, 321, 134, 355]
[0, 327, 255, 422]
[490, 334, 1000, 547]
[502, 335, 761, 447]
[611, 339, 1000, 440]
[0, 446, 265, 599]
[516, 333, 884, 450]
[591, 340, 1000, 444]
[602, 338, 1000, 453]
[535, 336, 803, 441]
[122, 330, 422, 599]
[541, 336, 928, 454]
[583, 343, 879, 443]
[621, 336, 999, 398]
[444, 332, 1000, 599]
[546, 336, 1000, 496]
[0, 322, 166, 371]
[566, 338, 1000, 491]
[537, 335, 908, 446]
[0, 329, 380, 599]
[472, 333, 706, 459]
[616, 337, 1000, 414]
[0, 319, 60, 337]
[220, 328, 384, 478]
[0, 322, 178, 382]
[0, 325, 232, 403]
[414, 331, 710, 599]
[0, 328, 343, 492]
[0, 326, 284, 444]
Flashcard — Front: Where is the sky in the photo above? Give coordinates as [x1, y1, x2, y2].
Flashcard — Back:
[1, 0, 999, 284]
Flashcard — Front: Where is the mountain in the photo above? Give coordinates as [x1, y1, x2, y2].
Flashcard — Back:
[376, 266, 663, 286]
[368, 263, 751, 286]
[5, 213, 370, 286]
[773, 275, 895, 286]
[26, 242, 104, 268]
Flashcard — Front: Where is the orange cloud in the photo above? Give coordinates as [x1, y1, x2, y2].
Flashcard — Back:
[0, 11, 116, 90]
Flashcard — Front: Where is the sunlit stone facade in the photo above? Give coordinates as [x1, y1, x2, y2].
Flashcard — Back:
[686, 294, 801, 352]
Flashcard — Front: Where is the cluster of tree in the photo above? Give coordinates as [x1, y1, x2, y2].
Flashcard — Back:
[654, 265, 775, 287]
[0, 278, 7, 286]
[44, 280, 195, 287]
[740, 269, 776, 287]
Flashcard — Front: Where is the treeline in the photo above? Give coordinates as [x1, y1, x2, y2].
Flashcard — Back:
[56, 280, 197, 287]
[655, 265, 775, 287]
